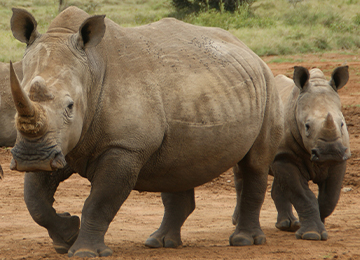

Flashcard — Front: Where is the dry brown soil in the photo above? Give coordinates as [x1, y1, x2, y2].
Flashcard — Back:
[1, 53, 360, 260]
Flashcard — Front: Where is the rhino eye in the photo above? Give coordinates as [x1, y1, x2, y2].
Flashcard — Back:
[67, 102, 74, 110]
[64, 101, 74, 124]
[305, 123, 310, 136]
[341, 122, 344, 128]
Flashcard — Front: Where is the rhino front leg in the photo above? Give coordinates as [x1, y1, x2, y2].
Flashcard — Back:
[271, 174, 300, 232]
[68, 150, 139, 258]
[24, 166, 79, 254]
[317, 162, 346, 223]
[145, 189, 195, 248]
[272, 160, 327, 240]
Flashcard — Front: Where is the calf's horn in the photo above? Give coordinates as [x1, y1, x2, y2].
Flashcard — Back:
[323, 113, 336, 130]
[10, 61, 35, 117]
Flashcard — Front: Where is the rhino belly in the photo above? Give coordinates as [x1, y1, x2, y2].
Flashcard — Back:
[135, 117, 261, 192]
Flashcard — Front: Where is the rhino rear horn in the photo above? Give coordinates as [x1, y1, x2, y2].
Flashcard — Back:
[11, 8, 40, 45]
[329, 65, 349, 91]
[293, 66, 310, 92]
[29, 76, 54, 102]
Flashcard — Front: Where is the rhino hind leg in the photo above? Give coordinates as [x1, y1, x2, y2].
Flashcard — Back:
[145, 189, 195, 248]
[229, 157, 268, 246]
[231, 164, 242, 226]
[271, 177, 300, 232]
[230, 107, 283, 246]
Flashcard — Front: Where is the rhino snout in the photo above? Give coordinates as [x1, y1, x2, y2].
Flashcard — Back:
[310, 143, 349, 162]
[10, 142, 66, 172]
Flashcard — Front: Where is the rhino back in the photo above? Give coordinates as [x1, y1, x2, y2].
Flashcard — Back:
[275, 74, 295, 104]
[91, 18, 276, 191]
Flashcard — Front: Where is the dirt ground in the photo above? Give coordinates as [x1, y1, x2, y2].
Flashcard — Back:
[1, 53, 360, 260]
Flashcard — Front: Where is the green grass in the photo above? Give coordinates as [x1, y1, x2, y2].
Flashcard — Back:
[1, 0, 360, 61]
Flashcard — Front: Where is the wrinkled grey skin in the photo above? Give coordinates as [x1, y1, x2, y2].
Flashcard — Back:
[0, 61, 23, 147]
[9, 7, 283, 257]
[271, 67, 350, 240]
[0, 61, 22, 179]
[233, 66, 350, 242]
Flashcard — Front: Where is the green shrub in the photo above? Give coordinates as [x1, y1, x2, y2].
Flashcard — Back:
[172, 0, 255, 12]
[353, 13, 360, 25]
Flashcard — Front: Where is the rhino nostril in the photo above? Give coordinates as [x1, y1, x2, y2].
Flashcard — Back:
[50, 152, 66, 170]
[311, 149, 320, 161]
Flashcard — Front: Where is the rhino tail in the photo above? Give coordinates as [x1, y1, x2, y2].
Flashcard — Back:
[0, 164, 3, 180]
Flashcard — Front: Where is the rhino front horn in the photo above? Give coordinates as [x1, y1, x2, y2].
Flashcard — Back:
[10, 61, 48, 137]
[10, 61, 35, 117]
[323, 113, 336, 130]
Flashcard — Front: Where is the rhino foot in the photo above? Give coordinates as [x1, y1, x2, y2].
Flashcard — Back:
[145, 234, 182, 248]
[68, 247, 113, 257]
[49, 213, 80, 254]
[295, 230, 328, 240]
[275, 219, 300, 232]
[229, 229, 266, 246]
[68, 235, 112, 258]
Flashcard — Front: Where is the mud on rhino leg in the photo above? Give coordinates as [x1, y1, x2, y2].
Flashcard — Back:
[24, 167, 79, 254]
[68, 150, 139, 258]
[145, 189, 195, 248]
[271, 175, 300, 232]
[272, 161, 327, 240]
[317, 162, 346, 223]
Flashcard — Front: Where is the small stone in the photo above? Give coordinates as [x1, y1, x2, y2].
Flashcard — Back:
[341, 187, 352, 192]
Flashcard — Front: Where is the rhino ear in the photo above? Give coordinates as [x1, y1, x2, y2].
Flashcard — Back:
[293, 66, 310, 92]
[77, 15, 106, 49]
[11, 8, 40, 45]
[329, 65, 349, 91]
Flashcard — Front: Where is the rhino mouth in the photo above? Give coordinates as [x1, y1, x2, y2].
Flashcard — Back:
[10, 139, 67, 172]
[310, 140, 349, 162]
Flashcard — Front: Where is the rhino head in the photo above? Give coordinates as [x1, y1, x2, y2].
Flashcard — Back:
[293, 66, 350, 163]
[9, 8, 106, 172]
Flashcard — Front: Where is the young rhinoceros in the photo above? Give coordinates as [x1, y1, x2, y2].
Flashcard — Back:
[9, 7, 283, 258]
[271, 66, 350, 240]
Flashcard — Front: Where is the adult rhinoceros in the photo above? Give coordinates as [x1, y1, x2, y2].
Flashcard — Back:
[0, 61, 22, 179]
[9, 7, 283, 257]
[271, 66, 350, 240]
[0, 61, 22, 147]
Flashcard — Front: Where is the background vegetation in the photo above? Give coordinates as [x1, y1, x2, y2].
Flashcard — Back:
[1, 0, 360, 62]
